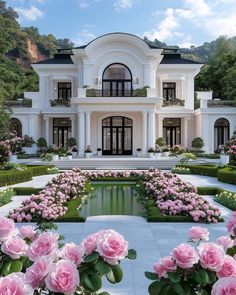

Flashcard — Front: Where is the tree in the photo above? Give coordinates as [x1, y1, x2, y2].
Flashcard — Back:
[0, 97, 12, 140]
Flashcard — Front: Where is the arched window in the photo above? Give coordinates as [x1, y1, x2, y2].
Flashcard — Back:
[102, 116, 132, 155]
[214, 118, 230, 150]
[10, 118, 22, 137]
[102, 63, 132, 97]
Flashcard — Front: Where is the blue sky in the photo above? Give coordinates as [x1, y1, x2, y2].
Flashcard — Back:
[6, 0, 236, 48]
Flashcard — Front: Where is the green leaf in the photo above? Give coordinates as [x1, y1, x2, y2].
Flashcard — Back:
[167, 272, 180, 283]
[84, 274, 102, 292]
[173, 283, 186, 295]
[84, 252, 99, 263]
[148, 281, 165, 295]
[95, 261, 111, 275]
[199, 290, 209, 295]
[207, 270, 217, 284]
[127, 249, 137, 260]
[106, 264, 123, 284]
[145, 271, 158, 281]
[1, 261, 11, 276]
[193, 269, 209, 285]
[9, 260, 22, 273]
[98, 292, 110, 295]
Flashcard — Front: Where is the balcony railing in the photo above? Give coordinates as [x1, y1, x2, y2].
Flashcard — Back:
[50, 98, 71, 107]
[162, 98, 185, 107]
[3, 99, 32, 108]
[86, 89, 147, 97]
[207, 99, 236, 108]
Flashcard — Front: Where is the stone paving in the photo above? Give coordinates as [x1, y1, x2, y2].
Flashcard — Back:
[0, 172, 234, 295]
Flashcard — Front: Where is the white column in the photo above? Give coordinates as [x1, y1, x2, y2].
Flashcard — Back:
[185, 75, 194, 110]
[78, 112, 85, 156]
[44, 117, 49, 146]
[201, 114, 209, 153]
[148, 110, 156, 148]
[184, 117, 189, 148]
[71, 118, 75, 138]
[157, 115, 163, 138]
[142, 110, 148, 154]
[85, 111, 91, 146]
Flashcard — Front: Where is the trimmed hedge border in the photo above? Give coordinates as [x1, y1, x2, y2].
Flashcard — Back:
[0, 165, 54, 187]
[13, 187, 43, 195]
[217, 167, 236, 185]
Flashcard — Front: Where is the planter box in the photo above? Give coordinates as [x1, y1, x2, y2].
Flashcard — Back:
[155, 153, 161, 158]
[137, 152, 142, 157]
[85, 153, 92, 158]
[72, 152, 77, 158]
[162, 152, 170, 157]
[97, 151, 102, 157]
[22, 145, 38, 155]
[220, 154, 229, 165]
[148, 153, 155, 158]
[67, 155, 73, 160]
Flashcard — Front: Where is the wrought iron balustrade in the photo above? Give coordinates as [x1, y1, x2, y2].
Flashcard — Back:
[86, 89, 147, 97]
[3, 99, 32, 108]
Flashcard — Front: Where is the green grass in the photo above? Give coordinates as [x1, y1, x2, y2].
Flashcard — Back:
[0, 189, 15, 207]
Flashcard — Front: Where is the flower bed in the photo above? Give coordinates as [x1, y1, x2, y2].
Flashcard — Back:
[9, 169, 221, 224]
[0, 188, 15, 207]
[145, 212, 236, 295]
[215, 190, 236, 210]
[0, 216, 136, 295]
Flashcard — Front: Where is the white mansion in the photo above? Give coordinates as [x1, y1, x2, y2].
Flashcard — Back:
[10, 33, 236, 156]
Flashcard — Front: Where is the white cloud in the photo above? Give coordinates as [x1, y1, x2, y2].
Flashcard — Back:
[114, 0, 133, 11]
[15, 5, 44, 21]
[183, 0, 211, 17]
[73, 29, 96, 45]
[205, 16, 236, 37]
[79, 1, 90, 8]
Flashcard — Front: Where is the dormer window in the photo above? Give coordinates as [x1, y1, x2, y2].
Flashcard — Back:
[163, 82, 176, 100]
[58, 82, 71, 99]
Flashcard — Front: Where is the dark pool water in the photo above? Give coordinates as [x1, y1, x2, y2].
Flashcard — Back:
[79, 181, 145, 217]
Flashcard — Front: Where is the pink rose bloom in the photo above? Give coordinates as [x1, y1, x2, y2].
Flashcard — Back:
[0, 216, 18, 241]
[216, 236, 234, 251]
[61, 243, 85, 266]
[188, 226, 209, 242]
[0, 273, 33, 295]
[153, 256, 177, 278]
[45, 259, 79, 295]
[198, 242, 225, 272]
[97, 229, 128, 265]
[81, 233, 97, 255]
[171, 243, 198, 269]
[217, 256, 236, 278]
[212, 277, 236, 295]
[19, 226, 36, 239]
[1, 236, 28, 259]
[25, 257, 50, 289]
[27, 232, 59, 261]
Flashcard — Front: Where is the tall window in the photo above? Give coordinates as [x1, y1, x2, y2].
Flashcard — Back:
[102, 64, 132, 97]
[163, 82, 176, 100]
[10, 118, 22, 137]
[214, 118, 230, 151]
[163, 118, 181, 147]
[58, 82, 71, 99]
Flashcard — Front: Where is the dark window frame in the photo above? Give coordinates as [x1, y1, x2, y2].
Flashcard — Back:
[214, 118, 230, 150]
[58, 82, 72, 99]
[163, 82, 176, 100]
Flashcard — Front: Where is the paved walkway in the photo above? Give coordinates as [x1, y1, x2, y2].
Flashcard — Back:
[0, 172, 234, 294]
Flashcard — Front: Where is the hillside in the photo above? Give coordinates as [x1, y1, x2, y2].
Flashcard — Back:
[1, 0, 236, 100]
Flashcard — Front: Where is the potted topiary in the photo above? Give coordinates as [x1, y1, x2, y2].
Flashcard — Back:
[136, 148, 142, 157]
[97, 147, 102, 157]
[37, 137, 47, 153]
[67, 151, 73, 160]
[148, 147, 155, 158]
[85, 145, 93, 158]
[161, 146, 170, 157]
[191, 137, 204, 151]
[67, 137, 77, 148]
[155, 137, 166, 149]
[155, 146, 161, 158]
[71, 146, 78, 158]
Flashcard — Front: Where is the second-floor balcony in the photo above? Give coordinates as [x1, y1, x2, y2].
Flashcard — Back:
[50, 98, 71, 107]
[86, 88, 147, 97]
[3, 99, 32, 108]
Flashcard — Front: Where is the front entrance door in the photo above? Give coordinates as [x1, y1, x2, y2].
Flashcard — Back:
[102, 116, 132, 155]
[53, 118, 71, 147]
[163, 118, 181, 147]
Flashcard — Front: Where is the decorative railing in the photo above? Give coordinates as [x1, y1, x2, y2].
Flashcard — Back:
[207, 99, 236, 108]
[50, 98, 71, 107]
[162, 98, 185, 107]
[86, 88, 147, 97]
[3, 99, 32, 108]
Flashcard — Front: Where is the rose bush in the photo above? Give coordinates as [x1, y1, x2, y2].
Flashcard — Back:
[145, 212, 236, 295]
[0, 215, 136, 295]
[9, 169, 221, 224]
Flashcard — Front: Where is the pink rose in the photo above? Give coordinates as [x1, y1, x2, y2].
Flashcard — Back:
[212, 277, 236, 295]
[153, 256, 177, 278]
[19, 226, 36, 239]
[198, 242, 225, 272]
[45, 259, 79, 295]
[61, 243, 85, 266]
[217, 256, 236, 278]
[27, 232, 59, 261]
[0, 216, 18, 241]
[25, 257, 50, 289]
[171, 243, 198, 269]
[216, 236, 234, 251]
[81, 233, 97, 255]
[96, 229, 128, 265]
[0, 273, 33, 295]
[188, 226, 209, 242]
[1, 236, 28, 259]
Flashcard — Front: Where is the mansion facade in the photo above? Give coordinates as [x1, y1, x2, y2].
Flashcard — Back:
[10, 33, 236, 156]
